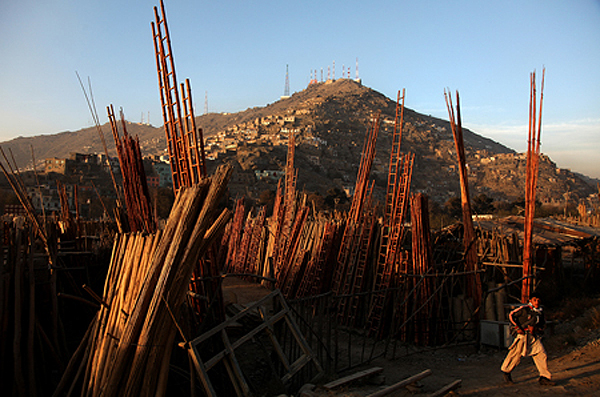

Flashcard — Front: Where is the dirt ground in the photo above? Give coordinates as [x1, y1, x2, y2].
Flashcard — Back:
[313, 336, 600, 396]
[222, 278, 600, 396]
[313, 302, 600, 397]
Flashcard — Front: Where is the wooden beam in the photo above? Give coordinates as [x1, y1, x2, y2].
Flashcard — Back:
[323, 367, 384, 390]
[428, 379, 462, 397]
[366, 369, 432, 397]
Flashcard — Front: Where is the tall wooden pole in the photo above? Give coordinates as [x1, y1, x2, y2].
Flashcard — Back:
[522, 69, 545, 302]
[445, 90, 482, 308]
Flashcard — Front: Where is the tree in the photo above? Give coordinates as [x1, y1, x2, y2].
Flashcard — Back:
[443, 196, 462, 220]
[472, 194, 495, 215]
[324, 188, 349, 210]
[306, 192, 325, 212]
[510, 197, 526, 215]
[429, 198, 455, 230]
[257, 189, 275, 207]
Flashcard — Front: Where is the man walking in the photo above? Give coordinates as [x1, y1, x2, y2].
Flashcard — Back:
[501, 292, 555, 386]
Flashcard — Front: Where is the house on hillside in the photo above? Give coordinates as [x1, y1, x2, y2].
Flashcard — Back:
[26, 185, 67, 213]
[70, 152, 98, 164]
[255, 170, 284, 182]
[44, 157, 69, 174]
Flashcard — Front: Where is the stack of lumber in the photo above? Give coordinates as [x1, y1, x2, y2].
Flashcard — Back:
[56, 164, 232, 397]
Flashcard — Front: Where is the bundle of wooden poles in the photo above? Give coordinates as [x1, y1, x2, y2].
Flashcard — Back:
[445, 90, 482, 310]
[55, 164, 232, 397]
[522, 69, 545, 302]
[108, 104, 156, 234]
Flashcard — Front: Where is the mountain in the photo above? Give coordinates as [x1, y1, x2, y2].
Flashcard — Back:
[0, 79, 596, 206]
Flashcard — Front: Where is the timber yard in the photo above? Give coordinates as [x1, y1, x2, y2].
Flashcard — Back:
[2, 2, 600, 397]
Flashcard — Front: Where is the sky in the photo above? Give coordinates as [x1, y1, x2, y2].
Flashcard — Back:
[1, 0, 599, 178]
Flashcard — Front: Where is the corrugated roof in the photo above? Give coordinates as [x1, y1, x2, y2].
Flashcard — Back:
[474, 215, 600, 246]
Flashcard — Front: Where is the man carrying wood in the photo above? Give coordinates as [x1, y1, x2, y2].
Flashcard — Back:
[501, 292, 555, 386]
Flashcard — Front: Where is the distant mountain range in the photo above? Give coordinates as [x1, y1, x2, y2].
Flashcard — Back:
[1, 79, 596, 205]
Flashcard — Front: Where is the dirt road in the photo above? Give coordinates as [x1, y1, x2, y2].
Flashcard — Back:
[221, 278, 600, 396]
[313, 338, 600, 396]
[312, 301, 600, 397]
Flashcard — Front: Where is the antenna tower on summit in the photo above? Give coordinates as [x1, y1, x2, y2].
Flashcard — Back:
[204, 91, 208, 114]
[355, 57, 361, 84]
[284, 65, 290, 96]
[308, 69, 318, 86]
[281, 65, 291, 99]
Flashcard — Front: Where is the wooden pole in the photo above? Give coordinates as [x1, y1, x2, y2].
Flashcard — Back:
[27, 229, 37, 397]
[13, 227, 26, 396]
[522, 68, 545, 303]
[445, 90, 482, 308]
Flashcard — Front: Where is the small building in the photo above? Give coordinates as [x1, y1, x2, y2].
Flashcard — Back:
[475, 215, 600, 303]
[44, 157, 69, 174]
[146, 176, 159, 189]
[255, 170, 284, 182]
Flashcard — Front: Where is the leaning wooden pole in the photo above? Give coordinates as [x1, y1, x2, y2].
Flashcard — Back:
[445, 90, 482, 309]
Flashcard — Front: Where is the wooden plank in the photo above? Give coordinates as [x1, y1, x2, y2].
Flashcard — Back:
[189, 344, 218, 397]
[366, 369, 432, 397]
[258, 306, 291, 372]
[281, 354, 312, 383]
[323, 366, 384, 390]
[221, 329, 251, 397]
[427, 379, 462, 397]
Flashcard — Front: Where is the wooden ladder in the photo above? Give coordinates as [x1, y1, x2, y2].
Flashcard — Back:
[152, 0, 206, 195]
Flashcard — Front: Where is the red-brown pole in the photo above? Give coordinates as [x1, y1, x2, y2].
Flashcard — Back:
[445, 90, 482, 309]
[522, 68, 545, 302]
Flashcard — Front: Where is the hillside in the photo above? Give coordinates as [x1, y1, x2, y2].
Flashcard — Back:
[0, 79, 596, 205]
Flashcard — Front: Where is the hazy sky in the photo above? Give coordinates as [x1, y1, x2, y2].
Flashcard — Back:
[1, 0, 599, 178]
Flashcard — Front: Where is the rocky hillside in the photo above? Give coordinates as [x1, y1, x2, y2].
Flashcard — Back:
[0, 79, 596, 205]
[195, 79, 595, 205]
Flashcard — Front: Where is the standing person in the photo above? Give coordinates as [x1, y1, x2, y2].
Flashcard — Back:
[501, 292, 555, 386]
